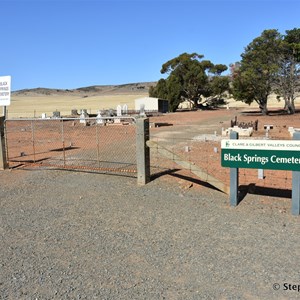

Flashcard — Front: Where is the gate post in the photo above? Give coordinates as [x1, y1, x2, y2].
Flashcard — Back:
[0, 116, 8, 170]
[292, 132, 300, 215]
[230, 131, 239, 206]
[136, 117, 150, 185]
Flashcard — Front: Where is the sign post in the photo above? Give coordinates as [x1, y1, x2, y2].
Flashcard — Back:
[221, 136, 300, 215]
[0, 75, 11, 118]
[292, 132, 300, 215]
[0, 76, 11, 169]
[229, 131, 239, 206]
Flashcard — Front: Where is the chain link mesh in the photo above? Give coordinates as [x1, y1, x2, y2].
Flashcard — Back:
[5, 117, 137, 175]
[149, 125, 292, 192]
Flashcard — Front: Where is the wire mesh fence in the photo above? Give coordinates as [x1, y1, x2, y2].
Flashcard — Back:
[149, 125, 293, 193]
[4, 117, 294, 192]
[5, 117, 137, 176]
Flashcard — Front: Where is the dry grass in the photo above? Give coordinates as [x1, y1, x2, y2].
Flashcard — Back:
[8, 93, 148, 118]
[7, 88, 299, 118]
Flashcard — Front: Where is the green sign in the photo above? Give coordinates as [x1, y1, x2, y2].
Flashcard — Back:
[221, 139, 300, 171]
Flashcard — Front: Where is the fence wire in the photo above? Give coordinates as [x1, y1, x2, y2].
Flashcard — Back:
[5, 117, 137, 176]
[149, 125, 293, 192]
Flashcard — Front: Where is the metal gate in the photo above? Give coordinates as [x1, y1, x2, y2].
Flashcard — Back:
[4, 117, 137, 175]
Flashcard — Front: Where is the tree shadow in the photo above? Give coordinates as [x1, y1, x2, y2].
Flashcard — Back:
[241, 109, 300, 117]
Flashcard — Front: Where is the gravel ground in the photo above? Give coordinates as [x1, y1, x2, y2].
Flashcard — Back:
[1, 168, 300, 299]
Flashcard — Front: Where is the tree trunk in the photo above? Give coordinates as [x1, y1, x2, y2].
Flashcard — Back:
[284, 97, 296, 114]
[291, 100, 296, 114]
[287, 100, 296, 114]
[193, 99, 198, 109]
[259, 102, 268, 115]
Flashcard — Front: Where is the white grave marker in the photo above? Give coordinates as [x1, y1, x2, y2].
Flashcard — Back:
[96, 110, 105, 125]
[122, 104, 128, 115]
[139, 104, 146, 117]
[115, 105, 122, 123]
[80, 110, 86, 124]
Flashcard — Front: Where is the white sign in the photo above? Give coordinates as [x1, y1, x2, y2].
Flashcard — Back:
[221, 139, 300, 151]
[0, 76, 11, 106]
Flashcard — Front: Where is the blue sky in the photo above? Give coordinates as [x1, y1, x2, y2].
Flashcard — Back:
[1, 0, 300, 91]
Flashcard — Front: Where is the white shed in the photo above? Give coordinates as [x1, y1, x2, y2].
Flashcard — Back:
[134, 97, 169, 113]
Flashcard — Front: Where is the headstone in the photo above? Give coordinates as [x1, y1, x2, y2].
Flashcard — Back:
[53, 111, 60, 118]
[71, 109, 78, 116]
[258, 169, 264, 179]
[122, 104, 128, 115]
[139, 104, 146, 117]
[115, 105, 122, 123]
[116, 105, 122, 117]
[80, 111, 86, 124]
[108, 109, 114, 117]
[96, 110, 106, 125]
[264, 125, 273, 139]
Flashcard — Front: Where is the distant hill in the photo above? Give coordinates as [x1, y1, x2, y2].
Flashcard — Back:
[13, 82, 156, 97]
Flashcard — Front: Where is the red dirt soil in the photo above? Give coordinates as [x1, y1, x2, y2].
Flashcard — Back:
[149, 108, 300, 195]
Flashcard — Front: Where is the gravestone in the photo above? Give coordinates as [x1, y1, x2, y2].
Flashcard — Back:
[80, 110, 86, 124]
[115, 105, 122, 123]
[71, 109, 78, 116]
[122, 104, 128, 115]
[139, 104, 146, 117]
[53, 111, 60, 118]
[96, 110, 106, 125]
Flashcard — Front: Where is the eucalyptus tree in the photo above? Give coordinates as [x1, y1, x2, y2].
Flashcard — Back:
[274, 28, 300, 114]
[208, 64, 230, 105]
[150, 52, 228, 111]
[232, 29, 282, 115]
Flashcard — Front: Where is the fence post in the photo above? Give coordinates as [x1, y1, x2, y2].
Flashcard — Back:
[230, 131, 239, 206]
[0, 116, 8, 170]
[136, 117, 150, 185]
[292, 132, 300, 215]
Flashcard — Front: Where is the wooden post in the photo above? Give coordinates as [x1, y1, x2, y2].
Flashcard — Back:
[136, 118, 150, 185]
[0, 116, 8, 170]
[230, 131, 239, 206]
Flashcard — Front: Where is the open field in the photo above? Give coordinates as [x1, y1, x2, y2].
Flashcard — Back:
[8, 94, 148, 118]
[6, 82, 300, 118]
[8, 82, 153, 118]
